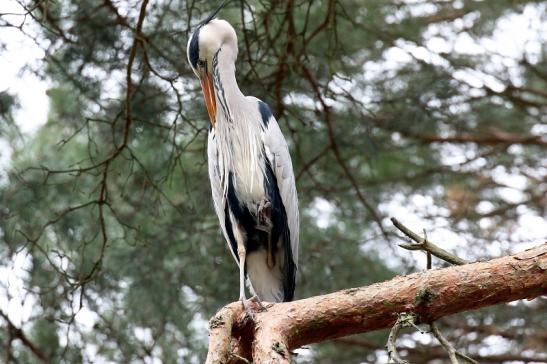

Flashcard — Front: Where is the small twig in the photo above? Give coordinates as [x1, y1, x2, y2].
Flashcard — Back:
[423, 229, 432, 270]
[456, 351, 480, 363]
[230, 352, 251, 364]
[391, 218, 468, 265]
[0, 310, 48, 363]
[430, 322, 478, 364]
[426, 251, 432, 270]
[430, 322, 459, 364]
[386, 320, 407, 364]
[387, 313, 421, 363]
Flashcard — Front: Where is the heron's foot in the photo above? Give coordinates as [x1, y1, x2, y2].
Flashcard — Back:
[257, 200, 271, 214]
[249, 295, 267, 312]
[256, 201, 273, 232]
[240, 297, 256, 321]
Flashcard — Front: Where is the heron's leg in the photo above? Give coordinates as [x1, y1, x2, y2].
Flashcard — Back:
[236, 241, 256, 319]
[237, 245, 246, 302]
[232, 220, 247, 302]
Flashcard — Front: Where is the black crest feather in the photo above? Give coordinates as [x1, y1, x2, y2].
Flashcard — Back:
[199, 0, 232, 26]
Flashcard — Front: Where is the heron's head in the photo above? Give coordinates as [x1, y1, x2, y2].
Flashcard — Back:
[187, 19, 238, 125]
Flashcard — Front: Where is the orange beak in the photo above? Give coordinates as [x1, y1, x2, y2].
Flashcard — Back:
[199, 68, 217, 126]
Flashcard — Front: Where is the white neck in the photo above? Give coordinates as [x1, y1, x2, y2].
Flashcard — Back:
[214, 46, 245, 114]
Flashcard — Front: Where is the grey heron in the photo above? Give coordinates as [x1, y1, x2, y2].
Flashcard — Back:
[187, 16, 299, 307]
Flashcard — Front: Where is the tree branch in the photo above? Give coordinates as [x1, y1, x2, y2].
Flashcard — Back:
[205, 303, 243, 364]
[391, 218, 469, 265]
[206, 243, 547, 362]
[430, 322, 478, 364]
[415, 132, 546, 147]
[0, 310, 47, 363]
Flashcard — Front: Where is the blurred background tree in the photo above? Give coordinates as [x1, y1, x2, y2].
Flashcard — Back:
[0, 0, 545, 363]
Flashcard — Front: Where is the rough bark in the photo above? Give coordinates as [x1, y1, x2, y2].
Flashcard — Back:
[206, 243, 547, 363]
[205, 304, 239, 364]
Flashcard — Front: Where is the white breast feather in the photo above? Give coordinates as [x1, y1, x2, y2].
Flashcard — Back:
[215, 100, 266, 204]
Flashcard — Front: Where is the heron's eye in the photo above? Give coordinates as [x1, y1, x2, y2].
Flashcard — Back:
[197, 59, 206, 69]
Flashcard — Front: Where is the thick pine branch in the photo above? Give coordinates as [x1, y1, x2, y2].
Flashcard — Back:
[206, 243, 547, 363]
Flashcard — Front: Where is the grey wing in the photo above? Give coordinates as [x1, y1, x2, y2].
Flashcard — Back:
[207, 130, 239, 265]
[261, 114, 299, 267]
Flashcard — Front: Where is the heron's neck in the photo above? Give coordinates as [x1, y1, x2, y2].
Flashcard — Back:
[213, 47, 245, 114]
[213, 46, 265, 197]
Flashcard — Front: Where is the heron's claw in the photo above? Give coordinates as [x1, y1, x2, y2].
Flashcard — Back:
[249, 295, 267, 312]
[256, 200, 273, 232]
[240, 298, 256, 321]
[257, 200, 271, 213]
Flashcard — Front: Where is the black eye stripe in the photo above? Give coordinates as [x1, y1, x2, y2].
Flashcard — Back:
[188, 27, 201, 69]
